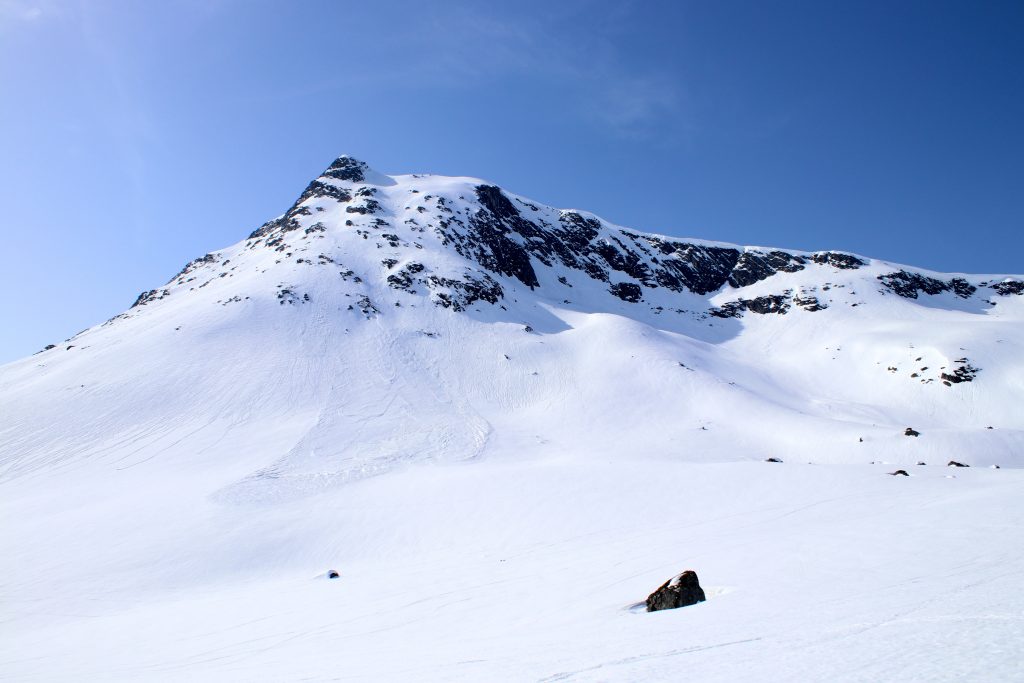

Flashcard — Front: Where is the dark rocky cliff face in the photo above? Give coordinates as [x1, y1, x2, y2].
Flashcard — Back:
[435, 184, 871, 302]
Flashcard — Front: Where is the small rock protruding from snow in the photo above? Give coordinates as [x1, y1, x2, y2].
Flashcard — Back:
[327, 569, 340, 579]
[645, 570, 706, 612]
[904, 427, 920, 437]
[765, 457, 783, 463]
[947, 460, 969, 468]
[890, 469, 909, 476]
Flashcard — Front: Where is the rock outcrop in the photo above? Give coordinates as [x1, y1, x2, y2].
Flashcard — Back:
[645, 570, 706, 612]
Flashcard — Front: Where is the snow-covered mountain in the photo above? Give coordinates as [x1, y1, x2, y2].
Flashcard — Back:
[2, 156, 1022, 681]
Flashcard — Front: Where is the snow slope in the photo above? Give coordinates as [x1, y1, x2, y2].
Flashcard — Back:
[1, 156, 1022, 681]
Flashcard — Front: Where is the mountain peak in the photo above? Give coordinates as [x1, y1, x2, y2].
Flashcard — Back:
[321, 155, 395, 186]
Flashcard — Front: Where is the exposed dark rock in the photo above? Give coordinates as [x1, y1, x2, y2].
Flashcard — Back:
[346, 199, 382, 215]
[327, 570, 340, 579]
[949, 278, 977, 299]
[296, 180, 351, 205]
[947, 460, 969, 468]
[890, 470, 909, 476]
[433, 185, 541, 289]
[728, 250, 806, 287]
[427, 273, 504, 311]
[645, 570, 706, 612]
[645, 240, 741, 294]
[877, 271, 976, 300]
[765, 457, 783, 463]
[609, 282, 642, 303]
[812, 252, 866, 269]
[169, 253, 218, 284]
[354, 295, 379, 318]
[940, 363, 979, 384]
[475, 184, 520, 220]
[916, 461, 927, 466]
[322, 156, 366, 183]
[904, 427, 920, 437]
[991, 280, 1024, 296]
[248, 215, 299, 240]
[793, 294, 827, 311]
[387, 262, 426, 293]
[710, 294, 791, 318]
[276, 287, 308, 306]
[132, 289, 170, 308]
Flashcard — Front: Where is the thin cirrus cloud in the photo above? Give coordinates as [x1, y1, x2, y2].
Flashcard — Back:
[239, 3, 685, 142]
[0, 0, 60, 25]
[416, 5, 686, 139]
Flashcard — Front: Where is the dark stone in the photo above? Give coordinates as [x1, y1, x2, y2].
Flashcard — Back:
[322, 156, 366, 183]
[904, 427, 920, 437]
[296, 179, 352, 204]
[765, 457, 783, 463]
[475, 184, 520, 220]
[426, 273, 504, 311]
[710, 294, 791, 318]
[440, 185, 541, 289]
[609, 282, 642, 302]
[947, 460, 969, 468]
[728, 250, 806, 287]
[645, 570, 706, 612]
[877, 271, 974, 299]
[949, 278, 977, 299]
[346, 199, 382, 215]
[991, 280, 1024, 296]
[812, 252, 866, 269]
[793, 294, 827, 311]
[169, 253, 218, 283]
[890, 470, 909, 476]
[131, 289, 170, 308]
[327, 570, 340, 579]
[940, 364, 979, 384]
[916, 461, 927, 466]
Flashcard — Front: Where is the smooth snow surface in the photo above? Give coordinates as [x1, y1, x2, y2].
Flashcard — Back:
[2, 158, 1022, 681]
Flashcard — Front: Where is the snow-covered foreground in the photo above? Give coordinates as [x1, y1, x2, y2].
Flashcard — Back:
[2, 156, 1022, 680]
[3, 456, 1023, 681]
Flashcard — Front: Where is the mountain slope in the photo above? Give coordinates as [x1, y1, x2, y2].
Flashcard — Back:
[4, 156, 1021, 485]
[1, 156, 1022, 681]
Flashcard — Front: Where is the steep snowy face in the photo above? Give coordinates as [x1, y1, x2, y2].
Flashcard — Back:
[3, 154, 1023, 493]
[125, 154, 1023, 326]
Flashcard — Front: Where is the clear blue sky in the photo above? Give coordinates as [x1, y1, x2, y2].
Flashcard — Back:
[2, 0, 1022, 363]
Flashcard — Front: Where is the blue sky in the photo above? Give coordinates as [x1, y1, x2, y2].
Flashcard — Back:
[1, 0, 1022, 362]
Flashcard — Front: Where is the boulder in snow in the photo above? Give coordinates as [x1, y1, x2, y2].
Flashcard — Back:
[645, 570, 706, 612]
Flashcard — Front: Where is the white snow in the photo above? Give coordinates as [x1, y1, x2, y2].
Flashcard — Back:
[2, 160, 1022, 681]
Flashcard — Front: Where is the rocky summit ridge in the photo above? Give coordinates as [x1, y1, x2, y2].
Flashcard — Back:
[120, 154, 1021, 332]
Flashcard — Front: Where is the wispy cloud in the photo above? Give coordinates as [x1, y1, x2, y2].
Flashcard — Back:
[248, 1, 687, 142]
[0, 0, 61, 25]
[407, 2, 687, 139]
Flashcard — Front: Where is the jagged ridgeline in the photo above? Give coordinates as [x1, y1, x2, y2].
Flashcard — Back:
[121, 155, 1021, 326]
